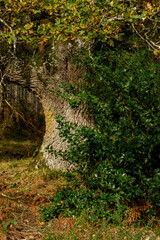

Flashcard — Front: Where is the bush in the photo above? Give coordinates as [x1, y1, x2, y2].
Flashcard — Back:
[41, 41, 160, 222]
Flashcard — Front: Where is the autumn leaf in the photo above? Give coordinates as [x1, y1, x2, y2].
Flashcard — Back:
[147, 2, 152, 10]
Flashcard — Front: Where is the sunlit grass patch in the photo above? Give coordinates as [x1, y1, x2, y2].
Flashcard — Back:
[0, 157, 31, 172]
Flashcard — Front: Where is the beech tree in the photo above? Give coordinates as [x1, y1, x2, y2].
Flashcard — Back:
[0, 0, 160, 169]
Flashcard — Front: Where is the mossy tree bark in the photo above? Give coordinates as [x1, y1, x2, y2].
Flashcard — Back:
[1, 41, 92, 169]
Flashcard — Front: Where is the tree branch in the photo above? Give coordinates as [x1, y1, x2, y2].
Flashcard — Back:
[132, 23, 160, 51]
[0, 18, 16, 54]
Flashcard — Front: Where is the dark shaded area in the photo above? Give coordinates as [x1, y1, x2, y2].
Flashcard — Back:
[0, 90, 45, 160]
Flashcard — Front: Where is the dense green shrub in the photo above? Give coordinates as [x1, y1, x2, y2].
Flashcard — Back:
[40, 185, 127, 222]
[41, 41, 160, 221]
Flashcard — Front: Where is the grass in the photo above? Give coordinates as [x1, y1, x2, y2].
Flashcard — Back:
[41, 213, 159, 240]
[0, 139, 39, 160]
[0, 156, 66, 240]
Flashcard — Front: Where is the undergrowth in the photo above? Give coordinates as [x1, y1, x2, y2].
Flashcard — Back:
[42, 209, 159, 240]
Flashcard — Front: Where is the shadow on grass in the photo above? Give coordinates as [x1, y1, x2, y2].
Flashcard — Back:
[0, 139, 40, 161]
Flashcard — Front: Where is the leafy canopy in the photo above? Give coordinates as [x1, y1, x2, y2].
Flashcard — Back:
[0, 0, 160, 51]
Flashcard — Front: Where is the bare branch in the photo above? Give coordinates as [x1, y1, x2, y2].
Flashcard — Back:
[132, 23, 160, 51]
[107, 15, 125, 22]
[4, 99, 41, 131]
[0, 18, 16, 54]
[150, 40, 160, 49]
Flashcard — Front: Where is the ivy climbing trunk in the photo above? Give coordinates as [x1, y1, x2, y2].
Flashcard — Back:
[40, 89, 89, 170]
[1, 41, 92, 169]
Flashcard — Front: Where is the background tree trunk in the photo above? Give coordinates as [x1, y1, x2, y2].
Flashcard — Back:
[0, 80, 4, 121]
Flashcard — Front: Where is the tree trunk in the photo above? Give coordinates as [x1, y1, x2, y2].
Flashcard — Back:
[0, 80, 4, 121]
[40, 90, 90, 170]
[2, 41, 92, 169]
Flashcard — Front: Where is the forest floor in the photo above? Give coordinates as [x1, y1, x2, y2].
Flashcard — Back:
[0, 154, 69, 240]
[0, 140, 160, 240]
